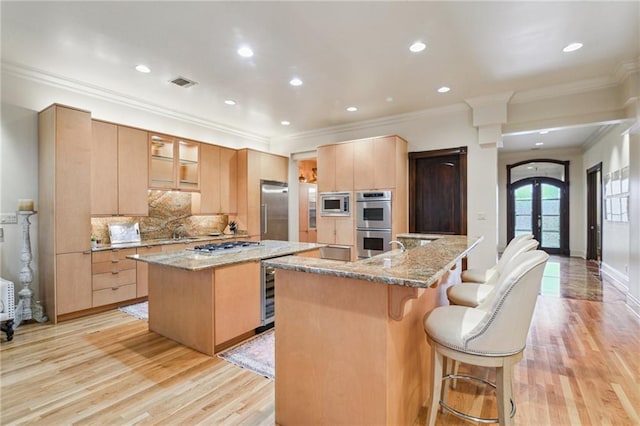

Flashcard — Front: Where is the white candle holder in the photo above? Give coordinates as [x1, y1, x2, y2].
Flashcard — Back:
[14, 211, 48, 327]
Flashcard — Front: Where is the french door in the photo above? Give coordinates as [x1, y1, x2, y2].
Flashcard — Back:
[508, 178, 569, 254]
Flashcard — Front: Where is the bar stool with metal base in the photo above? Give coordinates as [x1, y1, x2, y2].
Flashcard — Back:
[423, 250, 548, 426]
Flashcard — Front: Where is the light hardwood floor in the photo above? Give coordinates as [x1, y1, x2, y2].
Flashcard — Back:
[1, 256, 639, 425]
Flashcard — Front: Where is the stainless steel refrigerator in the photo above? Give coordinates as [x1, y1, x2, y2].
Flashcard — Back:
[261, 180, 289, 241]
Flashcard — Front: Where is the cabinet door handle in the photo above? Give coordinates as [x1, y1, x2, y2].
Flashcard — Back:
[111, 287, 119, 291]
[112, 249, 120, 252]
[111, 271, 119, 275]
[83, 250, 92, 255]
[111, 260, 119, 263]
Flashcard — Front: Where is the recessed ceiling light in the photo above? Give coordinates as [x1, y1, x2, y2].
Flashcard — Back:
[346, 106, 358, 112]
[539, 130, 549, 134]
[527, 166, 534, 170]
[224, 99, 237, 106]
[409, 41, 426, 53]
[437, 86, 450, 93]
[135, 64, 151, 73]
[386, 97, 394, 102]
[281, 120, 291, 126]
[289, 77, 303, 87]
[563, 42, 583, 53]
[237, 46, 254, 58]
[535, 142, 544, 146]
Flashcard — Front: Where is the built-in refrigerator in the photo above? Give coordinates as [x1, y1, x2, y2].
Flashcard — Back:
[260, 180, 289, 241]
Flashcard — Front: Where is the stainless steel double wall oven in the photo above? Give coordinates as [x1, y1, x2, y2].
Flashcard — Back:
[356, 191, 392, 258]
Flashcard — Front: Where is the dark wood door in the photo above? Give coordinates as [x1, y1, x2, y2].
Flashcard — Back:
[586, 163, 602, 261]
[409, 147, 467, 234]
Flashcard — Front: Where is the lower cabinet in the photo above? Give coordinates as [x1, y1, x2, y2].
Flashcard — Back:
[56, 252, 92, 315]
[214, 260, 261, 346]
[92, 248, 137, 307]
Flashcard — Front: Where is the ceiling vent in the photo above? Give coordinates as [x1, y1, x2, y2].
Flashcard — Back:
[170, 76, 197, 88]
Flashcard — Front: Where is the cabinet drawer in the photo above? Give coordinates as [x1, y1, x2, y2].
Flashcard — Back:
[93, 283, 137, 307]
[92, 248, 136, 263]
[92, 268, 136, 290]
[137, 245, 163, 255]
[92, 259, 136, 274]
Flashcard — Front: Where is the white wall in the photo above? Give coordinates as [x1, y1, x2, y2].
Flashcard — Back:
[0, 103, 40, 299]
[273, 104, 499, 270]
[498, 148, 585, 256]
[583, 124, 630, 288]
[628, 131, 640, 316]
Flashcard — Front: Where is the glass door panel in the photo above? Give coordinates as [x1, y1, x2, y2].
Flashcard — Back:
[177, 140, 199, 190]
[514, 184, 533, 237]
[540, 183, 561, 249]
[150, 135, 175, 189]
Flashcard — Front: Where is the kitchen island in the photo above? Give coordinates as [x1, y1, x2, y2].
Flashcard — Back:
[262, 234, 482, 426]
[129, 240, 323, 355]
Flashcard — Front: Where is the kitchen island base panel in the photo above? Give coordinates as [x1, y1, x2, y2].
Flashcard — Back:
[275, 269, 444, 426]
[149, 265, 214, 356]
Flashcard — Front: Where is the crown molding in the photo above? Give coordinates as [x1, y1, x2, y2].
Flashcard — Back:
[581, 123, 618, 151]
[282, 103, 469, 141]
[614, 57, 640, 83]
[1, 60, 269, 144]
[510, 76, 619, 105]
[464, 91, 514, 108]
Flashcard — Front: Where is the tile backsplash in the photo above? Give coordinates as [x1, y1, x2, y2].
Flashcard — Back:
[91, 191, 230, 243]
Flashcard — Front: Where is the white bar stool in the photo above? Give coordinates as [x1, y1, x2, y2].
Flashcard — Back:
[461, 234, 534, 283]
[424, 250, 548, 426]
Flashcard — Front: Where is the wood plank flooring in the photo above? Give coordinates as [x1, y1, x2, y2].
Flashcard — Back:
[1, 256, 638, 425]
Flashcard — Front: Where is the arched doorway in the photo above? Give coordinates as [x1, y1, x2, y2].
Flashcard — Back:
[507, 160, 570, 255]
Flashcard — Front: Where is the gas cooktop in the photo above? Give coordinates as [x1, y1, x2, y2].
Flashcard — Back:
[189, 241, 261, 253]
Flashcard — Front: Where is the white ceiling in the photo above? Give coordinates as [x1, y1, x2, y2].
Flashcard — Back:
[1, 1, 638, 150]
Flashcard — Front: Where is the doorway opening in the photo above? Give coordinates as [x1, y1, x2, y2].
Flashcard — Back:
[507, 160, 569, 255]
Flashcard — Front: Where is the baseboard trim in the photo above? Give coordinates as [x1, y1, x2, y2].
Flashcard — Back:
[600, 262, 630, 293]
[570, 250, 586, 259]
[626, 293, 640, 318]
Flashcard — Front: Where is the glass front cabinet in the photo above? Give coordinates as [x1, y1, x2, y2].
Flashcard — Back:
[149, 134, 200, 191]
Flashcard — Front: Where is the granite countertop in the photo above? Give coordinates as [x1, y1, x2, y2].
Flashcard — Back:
[92, 233, 247, 252]
[262, 235, 483, 288]
[127, 240, 326, 271]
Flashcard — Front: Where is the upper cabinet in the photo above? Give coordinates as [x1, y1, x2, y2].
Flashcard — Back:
[192, 144, 237, 215]
[317, 143, 354, 192]
[319, 136, 406, 192]
[149, 133, 200, 191]
[91, 121, 148, 216]
[353, 136, 398, 190]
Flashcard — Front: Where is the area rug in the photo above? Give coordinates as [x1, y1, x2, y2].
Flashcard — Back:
[217, 329, 275, 380]
[119, 301, 275, 379]
[119, 301, 149, 320]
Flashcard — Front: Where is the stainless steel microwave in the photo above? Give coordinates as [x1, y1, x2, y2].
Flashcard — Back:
[319, 192, 350, 216]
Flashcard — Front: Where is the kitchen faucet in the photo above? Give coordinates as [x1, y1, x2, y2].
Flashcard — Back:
[389, 240, 406, 252]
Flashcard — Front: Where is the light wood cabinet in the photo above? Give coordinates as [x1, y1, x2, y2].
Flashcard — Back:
[317, 144, 335, 192]
[118, 126, 149, 215]
[220, 147, 238, 213]
[91, 248, 137, 307]
[214, 261, 261, 346]
[354, 136, 398, 190]
[91, 121, 118, 215]
[39, 104, 93, 322]
[237, 149, 289, 239]
[149, 133, 200, 191]
[193, 144, 237, 214]
[91, 121, 148, 216]
[317, 143, 354, 192]
[56, 252, 93, 315]
[317, 215, 354, 246]
[136, 245, 162, 297]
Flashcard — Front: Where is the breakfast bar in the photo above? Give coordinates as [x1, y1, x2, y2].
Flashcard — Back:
[262, 235, 482, 426]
